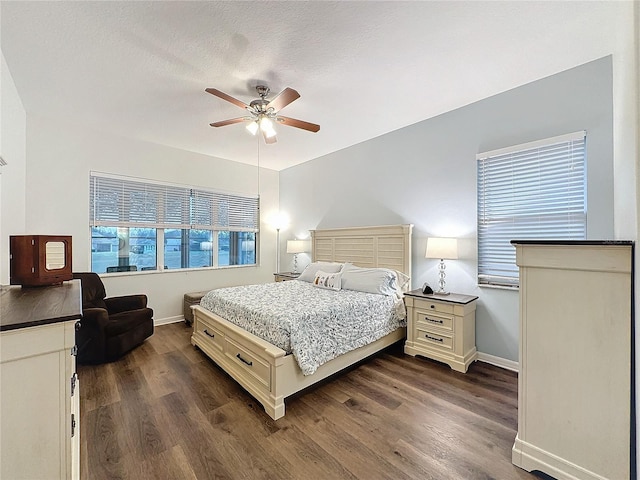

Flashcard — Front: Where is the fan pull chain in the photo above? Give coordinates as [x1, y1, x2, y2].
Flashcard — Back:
[256, 135, 261, 198]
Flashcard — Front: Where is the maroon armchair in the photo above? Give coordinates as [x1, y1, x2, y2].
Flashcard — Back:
[73, 272, 154, 364]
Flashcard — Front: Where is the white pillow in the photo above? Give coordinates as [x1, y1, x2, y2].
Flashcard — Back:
[393, 270, 411, 291]
[340, 264, 401, 296]
[312, 270, 342, 291]
[298, 262, 343, 282]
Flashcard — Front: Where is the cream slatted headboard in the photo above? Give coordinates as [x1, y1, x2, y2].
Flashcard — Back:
[310, 224, 413, 280]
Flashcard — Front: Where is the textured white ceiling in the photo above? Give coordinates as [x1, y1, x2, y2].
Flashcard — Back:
[0, 1, 624, 171]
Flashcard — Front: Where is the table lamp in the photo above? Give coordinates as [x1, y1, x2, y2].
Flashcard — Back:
[425, 237, 458, 295]
[286, 240, 310, 273]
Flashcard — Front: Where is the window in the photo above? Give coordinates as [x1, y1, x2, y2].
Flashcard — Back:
[91, 227, 157, 272]
[90, 173, 259, 273]
[477, 131, 586, 287]
[219, 231, 256, 266]
[163, 229, 213, 269]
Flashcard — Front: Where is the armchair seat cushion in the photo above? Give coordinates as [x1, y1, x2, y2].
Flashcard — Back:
[104, 308, 154, 337]
[105, 295, 148, 314]
[73, 272, 154, 364]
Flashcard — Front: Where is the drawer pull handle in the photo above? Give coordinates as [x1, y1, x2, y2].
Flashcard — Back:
[425, 316, 443, 324]
[203, 329, 215, 338]
[430, 305, 436, 309]
[425, 334, 444, 343]
[236, 353, 253, 366]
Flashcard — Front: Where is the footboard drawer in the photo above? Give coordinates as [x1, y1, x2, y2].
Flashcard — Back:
[194, 316, 225, 353]
[225, 337, 271, 390]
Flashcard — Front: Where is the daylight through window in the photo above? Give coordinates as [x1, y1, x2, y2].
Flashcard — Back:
[476, 131, 586, 287]
[89, 173, 259, 273]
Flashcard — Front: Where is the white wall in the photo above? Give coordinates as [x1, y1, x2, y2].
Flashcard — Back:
[280, 56, 616, 362]
[23, 114, 279, 322]
[631, 3, 640, 478]
[613, 2, 639, 239]
[0, 52, 27, 285]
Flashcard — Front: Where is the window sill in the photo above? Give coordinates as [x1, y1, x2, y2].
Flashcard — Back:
[99, 263, 258, 277]
[478, 283, 519, 292]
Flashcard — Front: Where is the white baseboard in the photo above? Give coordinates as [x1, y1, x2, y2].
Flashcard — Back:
[512, 436, 607, 480]
[477, 352, 519, 372]
[154, 315, 185, 326]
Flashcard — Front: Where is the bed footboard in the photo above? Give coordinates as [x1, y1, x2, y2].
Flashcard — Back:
[191, 304, 406, 420]
[191, 304, 289, 419]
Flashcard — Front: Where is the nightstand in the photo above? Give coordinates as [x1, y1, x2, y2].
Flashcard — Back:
[403, 289, 478, 373]
[273, 272, 300, 282]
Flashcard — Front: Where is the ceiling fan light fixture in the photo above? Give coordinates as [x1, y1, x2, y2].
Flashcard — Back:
[246, 120, 259, 135]
[206, 85, 319, 144]
[263, 125, 277, 139]
[259, 116, 277, 138]
[259, 116, 274, 131]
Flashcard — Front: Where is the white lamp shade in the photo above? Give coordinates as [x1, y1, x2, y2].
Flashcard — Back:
[425, 237, 458, 260]
[287, 240, 310, 254]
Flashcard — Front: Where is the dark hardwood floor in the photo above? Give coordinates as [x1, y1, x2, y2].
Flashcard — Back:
[79, 322, 547, 480]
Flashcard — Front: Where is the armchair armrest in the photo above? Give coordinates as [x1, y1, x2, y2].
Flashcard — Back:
[105, 294, 148, 314]
[80, 307, 111, 330]
[76, 307, 110, 364]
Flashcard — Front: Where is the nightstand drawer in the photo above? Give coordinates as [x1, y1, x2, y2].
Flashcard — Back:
[415, 310, 453, 332]
[415, 327, 453, 351]
[415, 299, 454, 315]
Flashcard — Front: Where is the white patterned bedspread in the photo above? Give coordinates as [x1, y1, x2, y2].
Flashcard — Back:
[199, 280, 406, 376]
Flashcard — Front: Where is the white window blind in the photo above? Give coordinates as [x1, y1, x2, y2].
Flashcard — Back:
[90, 173, 259, 232]
[476, 131, 586, 287]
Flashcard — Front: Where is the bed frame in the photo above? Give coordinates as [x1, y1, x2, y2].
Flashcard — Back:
[190, 224, 413, 419]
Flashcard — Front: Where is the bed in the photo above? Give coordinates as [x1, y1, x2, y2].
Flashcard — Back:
[190, 224, 413, 419]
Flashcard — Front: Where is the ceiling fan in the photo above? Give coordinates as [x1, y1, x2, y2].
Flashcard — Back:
[206, 85, 320, 144]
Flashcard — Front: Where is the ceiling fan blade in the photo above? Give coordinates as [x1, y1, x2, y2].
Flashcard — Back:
[205, 88, 249, 109]
[266, 87, 300, 112]
[277, 116, 320, 133]
[263, 130, 277, 144]
[209, 117, 246, 127]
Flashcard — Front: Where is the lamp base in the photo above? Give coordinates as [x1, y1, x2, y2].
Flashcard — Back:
[435, 259, 450, 295]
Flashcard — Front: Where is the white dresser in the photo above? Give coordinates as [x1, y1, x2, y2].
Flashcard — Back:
[0, 281, 81, 480]
[511, 241, 633, 480]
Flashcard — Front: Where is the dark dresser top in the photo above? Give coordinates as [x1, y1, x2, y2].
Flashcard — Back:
[511, 240, 634, 246]
[0, 280, 82, 332]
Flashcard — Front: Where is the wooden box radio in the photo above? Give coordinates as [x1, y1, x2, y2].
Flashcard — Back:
[10, 235, 73, 286]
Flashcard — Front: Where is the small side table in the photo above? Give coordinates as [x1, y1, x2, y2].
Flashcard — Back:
[274, 272, 301, 282]
[403, 289, 478, 373]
